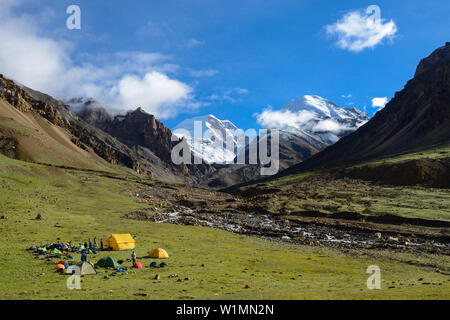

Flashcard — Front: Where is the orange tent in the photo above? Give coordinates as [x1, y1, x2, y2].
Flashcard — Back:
[56, 263, 65, 270]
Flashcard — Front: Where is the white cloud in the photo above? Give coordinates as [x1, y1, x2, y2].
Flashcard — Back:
[136, 20, 170, 37]
[112, 72, 193, 119]
[0, 14, 72, 94]
[371, 97, 388, 109]
[115, 51, 168, 65]
[0, 5, 200, 119]
[189, 69, 219, 77]
[311, 119, 345, 133]
[256, 108, 316, 129]
[0, 0, 21, 13]
[185, 38, 205, 48]
[232, 88, 249, 95]
[326, 7, 398, 52]
[341, 94, 352, 98]
[208, 88, 248, 103]
[255, 108, 352, 134]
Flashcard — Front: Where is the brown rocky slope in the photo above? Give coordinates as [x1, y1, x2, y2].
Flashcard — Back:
[0, 75, 190, 181]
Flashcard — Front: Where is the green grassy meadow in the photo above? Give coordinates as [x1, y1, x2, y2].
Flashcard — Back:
[0, 154, 449, 300]
[347, 142, 450, 168]
[236, 162, 450, 223]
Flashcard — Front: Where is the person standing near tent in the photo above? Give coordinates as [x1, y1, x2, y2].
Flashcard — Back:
[81, 251, 87, 262]
[100, 239, 103, 250]
[88, 238, 92, 249]
[131, 251, 136, 265]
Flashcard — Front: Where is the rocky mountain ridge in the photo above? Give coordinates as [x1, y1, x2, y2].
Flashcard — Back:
[282, 42, 450, 175]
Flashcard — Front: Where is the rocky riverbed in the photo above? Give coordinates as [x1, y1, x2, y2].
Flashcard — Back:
[125, 207, 450, 255]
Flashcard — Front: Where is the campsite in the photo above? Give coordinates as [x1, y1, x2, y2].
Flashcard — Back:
[0, 157, 448, 299]
[0, 1, 449, 302]
[27, 233, 175, 291]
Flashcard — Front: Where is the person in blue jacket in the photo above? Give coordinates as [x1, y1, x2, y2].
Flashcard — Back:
[81, 252, 87, 262]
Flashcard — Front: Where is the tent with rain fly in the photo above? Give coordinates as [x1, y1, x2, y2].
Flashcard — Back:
[106, 234, 136, 251]
[66, 262, 97, 275]
[95, 257, 126, 269]
[78, 261, 97, 275]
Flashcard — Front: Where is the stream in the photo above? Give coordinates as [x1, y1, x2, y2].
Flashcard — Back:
[145, 207, 450, 254]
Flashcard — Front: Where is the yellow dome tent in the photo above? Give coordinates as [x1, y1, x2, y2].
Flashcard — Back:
[148, 248, 169, 258]
[106, 234, 136, 251]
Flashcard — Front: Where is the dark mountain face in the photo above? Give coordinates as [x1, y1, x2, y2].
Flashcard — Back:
[234, 130, 326, 167]
[190, 131, 327, 189]
[277, 131, 327, 166]
[285, 42, 450, 173]
[71, 100, 176, 163]
[102, 107, 176, 164]
[71, 100, 176, 162]
[0, 75, 145, 173]
[0, 75, 209, 182]
[67, 98, 112, 130]
[71, 100, 214, 180]
[104, 108, 217, 179]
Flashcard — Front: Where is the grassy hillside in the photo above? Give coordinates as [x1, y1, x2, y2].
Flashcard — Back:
[237, 172, 450, 222]
[233, 144, 450, 223]
[0, 112, 142, 179]
[346, 142, 450, 168]
[0, 154, 449, 299]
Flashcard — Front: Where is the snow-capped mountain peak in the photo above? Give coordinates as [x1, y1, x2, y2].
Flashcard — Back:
[258, 95, 370, 146]
[282, 95, 365, 121]
[173, 114, 246, 164]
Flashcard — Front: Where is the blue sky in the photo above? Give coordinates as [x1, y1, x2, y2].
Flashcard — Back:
[1, 0, 449, 130]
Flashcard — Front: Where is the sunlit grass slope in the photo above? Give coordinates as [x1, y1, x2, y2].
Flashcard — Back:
[0, 155, 449, 300]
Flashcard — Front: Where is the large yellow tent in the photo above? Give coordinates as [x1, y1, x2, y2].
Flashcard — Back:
[106, 234, 136, 251]
[148, 248, 169, 258]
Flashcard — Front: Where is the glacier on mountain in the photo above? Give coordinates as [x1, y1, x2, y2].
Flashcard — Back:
[173, 114, 248, 164]
[257, 95, 369, 145]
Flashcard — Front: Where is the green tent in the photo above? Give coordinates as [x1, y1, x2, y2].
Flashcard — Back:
[38, 247, 47, 252]
[95, 257, 126, 269]
[51, 248, 62, 254]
